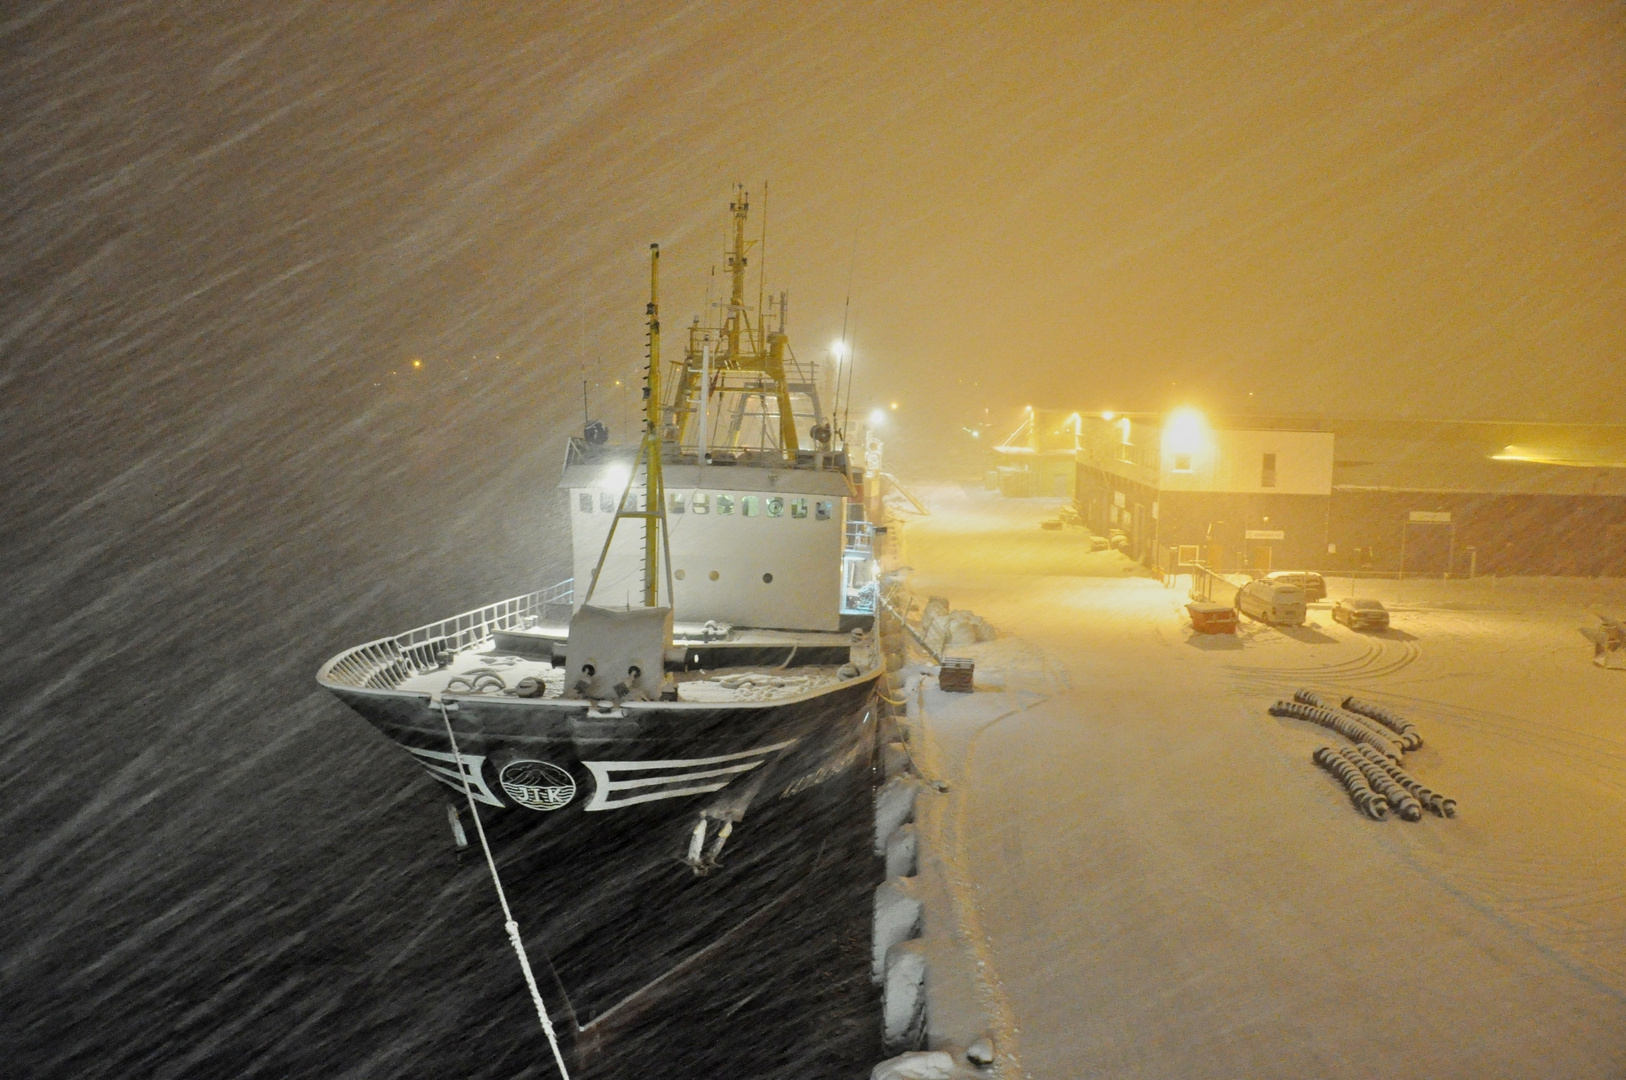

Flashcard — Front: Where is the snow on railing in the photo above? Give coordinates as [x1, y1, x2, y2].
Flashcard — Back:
[318, 580, 574, 691]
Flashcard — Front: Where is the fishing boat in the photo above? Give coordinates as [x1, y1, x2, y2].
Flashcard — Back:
[317, 189, 882, 1051]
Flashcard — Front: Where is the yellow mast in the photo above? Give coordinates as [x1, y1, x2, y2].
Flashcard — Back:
[669, 188, 801, 454]
[643, 243, 667, 608]
[582, 243, 674, 610]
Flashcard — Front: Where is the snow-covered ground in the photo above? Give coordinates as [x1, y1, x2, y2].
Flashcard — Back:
[891, 483, 1626, 1079]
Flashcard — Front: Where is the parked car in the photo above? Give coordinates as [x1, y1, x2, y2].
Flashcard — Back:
[1332, 597, 1390, 631]
[1235, 579, 1307, 626]
[1264, 570, 1327, 601]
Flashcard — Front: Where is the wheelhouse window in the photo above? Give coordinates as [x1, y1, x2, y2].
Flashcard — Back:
[599, 491, 615, 513]
[741, 495, 759, 517]
[668, 492, 685, 514]
[716, 494, 734, 515]
[815, 500, 834, 521]
[691, 494, 710, 514]
[579, 492, 593, 513]
[766, 496, 784, 518]
[790, 498, 809, 519]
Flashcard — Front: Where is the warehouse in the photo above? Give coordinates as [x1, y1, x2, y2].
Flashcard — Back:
[1075, 413, 1626, 576]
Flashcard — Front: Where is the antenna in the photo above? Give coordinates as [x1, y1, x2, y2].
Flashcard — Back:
[837, 210, 860, 445]
[757, 179, 769, 345]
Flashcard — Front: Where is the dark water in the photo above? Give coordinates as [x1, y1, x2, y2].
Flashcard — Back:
[0, 5, 879, 1076]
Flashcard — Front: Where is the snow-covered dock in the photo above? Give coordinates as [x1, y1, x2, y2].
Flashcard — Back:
[880, 483, 1626, 1079]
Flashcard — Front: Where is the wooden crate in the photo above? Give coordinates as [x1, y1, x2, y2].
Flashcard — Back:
[939, 656, 975, 693]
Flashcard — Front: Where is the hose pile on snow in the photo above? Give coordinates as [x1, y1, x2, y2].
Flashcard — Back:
[1341, 696, 1423, 750]
[1354, 744, 1456, 817]
[1339, 746, 1423, 821]
[1312, 746, 1388, 819]
[1293, 690, 1409, 752]
[1277, 693, 1457, 822]
[1270, 700, 1402, 760]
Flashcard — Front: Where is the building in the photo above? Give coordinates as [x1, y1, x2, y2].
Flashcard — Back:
[1075, 413, 1626, 576]
[989, 408, 1083, 498]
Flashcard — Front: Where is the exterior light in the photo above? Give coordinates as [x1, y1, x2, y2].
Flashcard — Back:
[889, 402, 899, 411]
[604, 464, 630, 492]
[869, 408, 887, 426]
[1162, 407, 1209, 459]
[831, 341, 847, 359]
[1101, 410, 1116, 421]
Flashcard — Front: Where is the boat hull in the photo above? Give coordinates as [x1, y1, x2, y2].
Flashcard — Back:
[325, 671, 883, 1035]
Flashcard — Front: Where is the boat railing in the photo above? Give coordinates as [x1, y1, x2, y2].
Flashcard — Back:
[318, 579, 574, 691]
[844, 519, 874, 556]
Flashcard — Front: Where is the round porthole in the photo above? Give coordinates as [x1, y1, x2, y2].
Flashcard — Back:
[762, 572, 774, 584]
[675, 569, 686, 580]
[709, 570, 720, 581]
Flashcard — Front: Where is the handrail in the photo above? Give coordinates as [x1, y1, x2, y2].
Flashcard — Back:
[318, 579, 574, 691]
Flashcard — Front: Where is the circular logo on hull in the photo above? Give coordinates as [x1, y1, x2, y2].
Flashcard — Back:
[499, 760, 576, 811]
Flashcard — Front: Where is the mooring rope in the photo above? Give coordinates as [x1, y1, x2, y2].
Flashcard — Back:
[438, 697, 572, 1080]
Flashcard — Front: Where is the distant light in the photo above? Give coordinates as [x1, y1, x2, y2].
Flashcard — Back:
[869, 408, 887, 426]
[604, 464, 630, 491]
[1162, 407, 1209, 457]
[889, 402, 899, 411]
[972, 430, 980, 438]
[831, 341, 847, 359]
[1100, 411, 1116, 421]
[1026, 405, 1033, 412]
[411, 358, 423, 369]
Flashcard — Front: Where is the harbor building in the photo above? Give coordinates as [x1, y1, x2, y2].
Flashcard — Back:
[1074, 413, 1626, 576]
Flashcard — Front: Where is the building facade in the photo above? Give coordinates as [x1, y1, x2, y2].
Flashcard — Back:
[1076, 414, 1626, 576]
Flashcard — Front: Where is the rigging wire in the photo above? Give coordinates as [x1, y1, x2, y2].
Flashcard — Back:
[438, 699, 572, 1080]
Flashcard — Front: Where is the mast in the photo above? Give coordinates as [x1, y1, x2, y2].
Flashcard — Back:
[582, 243, 674, 610]
[644, 243, 667, 608]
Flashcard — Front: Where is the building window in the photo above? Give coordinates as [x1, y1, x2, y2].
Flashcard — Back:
[1172, 454, 1192, 472]
[691, 494, 710, 515]
[1261, 453, 1277, 488]
[599, 491, 615, 513]
[578, 492, 593, 513]
[717, 495, 734, 515]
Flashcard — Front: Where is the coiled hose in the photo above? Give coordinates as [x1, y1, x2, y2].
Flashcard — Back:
[1271, 700, 1402, 760]
[1337, 746, 1423, 821]
[1312, 746, 1388, 819]
[1342, 696, 1423, 750]
[1294, 690, 1408, 752]
[1354, 743, 1457, 817]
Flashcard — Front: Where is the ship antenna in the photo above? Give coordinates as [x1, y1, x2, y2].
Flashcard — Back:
[757, 179, 769, 346]
[837, 211, 860, 446]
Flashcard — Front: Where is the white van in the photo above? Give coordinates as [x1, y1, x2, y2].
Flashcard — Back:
[1235, 579, 1307, 626]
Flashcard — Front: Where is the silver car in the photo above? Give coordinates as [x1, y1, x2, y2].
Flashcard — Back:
[1332, 598, 1390, 631]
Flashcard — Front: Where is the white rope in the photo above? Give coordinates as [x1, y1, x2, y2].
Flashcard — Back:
[438, 698, 572, 1080]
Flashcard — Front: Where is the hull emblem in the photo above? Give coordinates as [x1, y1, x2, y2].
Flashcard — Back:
[500, 760, 577, 811]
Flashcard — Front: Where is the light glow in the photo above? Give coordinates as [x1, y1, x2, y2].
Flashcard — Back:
[1101, 410, 1116, 421]
[869, 408, 887, 426]
[604, 464, 630, 492]
[831, 341, 847, 359]
[1161, 407, 1209, 458]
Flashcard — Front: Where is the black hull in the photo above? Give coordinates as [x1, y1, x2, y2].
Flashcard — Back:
[325, 672, 882, 1042]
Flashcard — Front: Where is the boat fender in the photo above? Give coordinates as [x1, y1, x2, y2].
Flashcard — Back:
[514, 677, 546, 699]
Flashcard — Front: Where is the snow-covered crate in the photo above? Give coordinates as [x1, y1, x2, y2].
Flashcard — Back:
[939, 657, 974, 693]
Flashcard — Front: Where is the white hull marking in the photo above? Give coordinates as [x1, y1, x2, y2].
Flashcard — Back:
[404, 745, 505, 807]
[582, 739, 799, 812]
